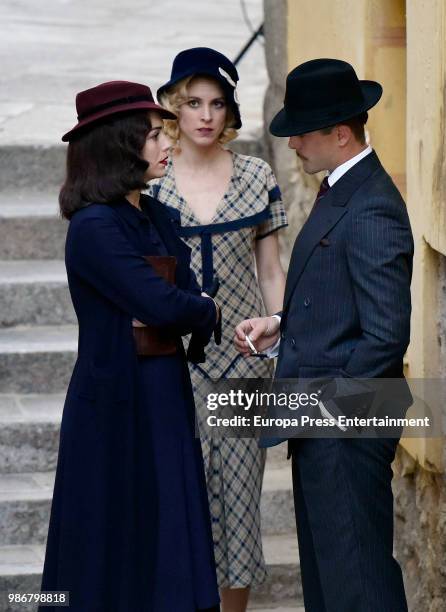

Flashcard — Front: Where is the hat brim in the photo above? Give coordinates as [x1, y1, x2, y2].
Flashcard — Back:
[269, 80, 382, 137]
[157, 69, 242, 130]
[62, 101, 176, 142]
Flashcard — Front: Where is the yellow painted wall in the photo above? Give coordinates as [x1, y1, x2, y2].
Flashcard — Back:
[286, 0, 443, 471]
[405, 0, 446, 259]
[403, 0, 446, 471]
[287, 1, 367, 72]
[287, 0, 406, 194]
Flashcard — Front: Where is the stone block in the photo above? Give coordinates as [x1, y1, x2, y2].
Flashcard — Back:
[261, 464, 295, 535]
[0, 146, 65, 191]
[0, 191, 66, 261]
[250, 534, 302, 606]
[261, 487, 295, 536]
[0, 422, 60, 474]
[0, 544, 43, 612]
[265, 443, 289, 467]
[0, 499, 50, 546]
[0, 217, 66, 260]
[0, 281, 74, 327]
[0, 351, 75, 394]
[0, 326, 77, 394]
[0, 473, 53, 546]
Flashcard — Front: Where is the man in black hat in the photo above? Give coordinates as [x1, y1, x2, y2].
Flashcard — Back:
[235, 58, 413, 611]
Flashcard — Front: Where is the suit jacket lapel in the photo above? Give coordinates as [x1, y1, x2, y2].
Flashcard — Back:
[283, 151, 382, 311]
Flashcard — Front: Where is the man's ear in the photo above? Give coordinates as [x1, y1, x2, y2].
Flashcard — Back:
[336, 124, 353, 147]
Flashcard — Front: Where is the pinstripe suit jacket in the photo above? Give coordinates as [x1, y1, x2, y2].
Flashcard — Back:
[268, 151, 413, 446]
[277, 150, 413, 380]
[276, 149, 414, 383]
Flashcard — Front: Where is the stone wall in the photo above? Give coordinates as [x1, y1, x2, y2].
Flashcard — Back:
[393, 447, 446, 612]
[262, 0, 316, 268]
[391, 254, 446, 612]
[439, 256, 446, 379]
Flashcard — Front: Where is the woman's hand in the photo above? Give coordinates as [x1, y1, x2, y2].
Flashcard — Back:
[234, 316, 280, 357]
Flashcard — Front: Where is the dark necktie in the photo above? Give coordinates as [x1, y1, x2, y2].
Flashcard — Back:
[316, 176, 330, 200]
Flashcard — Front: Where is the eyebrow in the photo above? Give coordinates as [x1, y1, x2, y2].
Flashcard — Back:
[187, 96, 225, 102]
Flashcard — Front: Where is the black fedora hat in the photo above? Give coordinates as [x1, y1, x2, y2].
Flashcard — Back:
[270, 58, 382, 137]
[62, 81, 176, 142]
[157, 47, 242, 129]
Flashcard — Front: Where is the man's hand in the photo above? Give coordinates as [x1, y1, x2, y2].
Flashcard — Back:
[234, 316, 280, 357]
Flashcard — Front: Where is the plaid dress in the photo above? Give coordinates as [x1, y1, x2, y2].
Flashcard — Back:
[151, 152, 287, 588]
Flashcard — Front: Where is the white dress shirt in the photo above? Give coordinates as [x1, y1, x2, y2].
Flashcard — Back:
[327, 145, 372, 186]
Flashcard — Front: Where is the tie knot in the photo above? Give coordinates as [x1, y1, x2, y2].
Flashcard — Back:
[316, 176, 330, 199]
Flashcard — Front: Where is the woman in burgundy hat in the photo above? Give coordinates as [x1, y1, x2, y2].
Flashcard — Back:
[39, 80, 220, 612]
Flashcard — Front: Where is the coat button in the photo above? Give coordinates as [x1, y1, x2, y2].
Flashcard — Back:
[290, 338, 296, 348]
[304, 297, 311, 307]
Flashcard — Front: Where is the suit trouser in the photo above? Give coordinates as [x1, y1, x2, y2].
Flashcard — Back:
[290, 437, 408, 612]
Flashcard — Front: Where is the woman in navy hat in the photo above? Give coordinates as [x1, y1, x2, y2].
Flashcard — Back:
[39, 80, 221, 612]
[154, 48, 287, 612]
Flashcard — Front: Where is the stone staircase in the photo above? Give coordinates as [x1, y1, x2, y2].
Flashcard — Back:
[0, 142, 303, 612]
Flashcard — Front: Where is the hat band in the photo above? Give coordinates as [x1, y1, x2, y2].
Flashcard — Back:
[77, 95, 153, 120]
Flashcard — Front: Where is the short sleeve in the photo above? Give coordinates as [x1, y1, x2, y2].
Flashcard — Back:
[255, 164, 288, 239]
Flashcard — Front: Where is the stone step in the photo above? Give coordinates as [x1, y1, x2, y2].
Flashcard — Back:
[0, 146, 65, 192]
[0, 191, 66, 260]
[0, 472, 54, 546]
[261, 464, 295, 535]
[0, 139, 265, 261]
[0, 140, 265, 192]
[266, 442, 289, 467]
[251, 534, 302, 607]
[0, 544, 45, 612]
[0, 261, 75, 327]
[0, 458, 295, 545]
[0, 534, 302, 610]
[0, 392, 294, 498]
[0, 394, 64, 474]
[0, 325, 77, 394]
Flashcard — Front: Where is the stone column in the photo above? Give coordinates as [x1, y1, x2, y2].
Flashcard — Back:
[263, 0, 315, 266]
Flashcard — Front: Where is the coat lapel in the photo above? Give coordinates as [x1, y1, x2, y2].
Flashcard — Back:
[143, 195, 192, 289]
[283, 151, 382, 311]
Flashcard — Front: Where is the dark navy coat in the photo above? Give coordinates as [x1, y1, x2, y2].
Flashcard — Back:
[40, 196, 219, 611]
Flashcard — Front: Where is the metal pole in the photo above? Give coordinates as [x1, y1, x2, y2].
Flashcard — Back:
[233, 23, 264, 66]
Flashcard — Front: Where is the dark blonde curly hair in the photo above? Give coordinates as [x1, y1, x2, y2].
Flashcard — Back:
[158, 75, 239, 147]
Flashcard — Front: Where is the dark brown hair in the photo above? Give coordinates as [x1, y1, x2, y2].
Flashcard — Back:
[59, 111, 151, 219]
[321, 111, 368, 144]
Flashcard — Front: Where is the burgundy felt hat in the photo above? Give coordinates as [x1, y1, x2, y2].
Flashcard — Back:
[62, 80, 176, 142]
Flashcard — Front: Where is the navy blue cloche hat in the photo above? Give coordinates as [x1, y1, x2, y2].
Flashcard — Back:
[157, 47, 242, 129]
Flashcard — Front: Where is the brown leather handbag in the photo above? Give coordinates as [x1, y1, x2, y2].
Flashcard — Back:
[133, 255, 178, 356]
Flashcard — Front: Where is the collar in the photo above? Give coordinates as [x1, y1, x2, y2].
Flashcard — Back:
[327, 145, 373, 187]
[111, 197, 151, 229]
